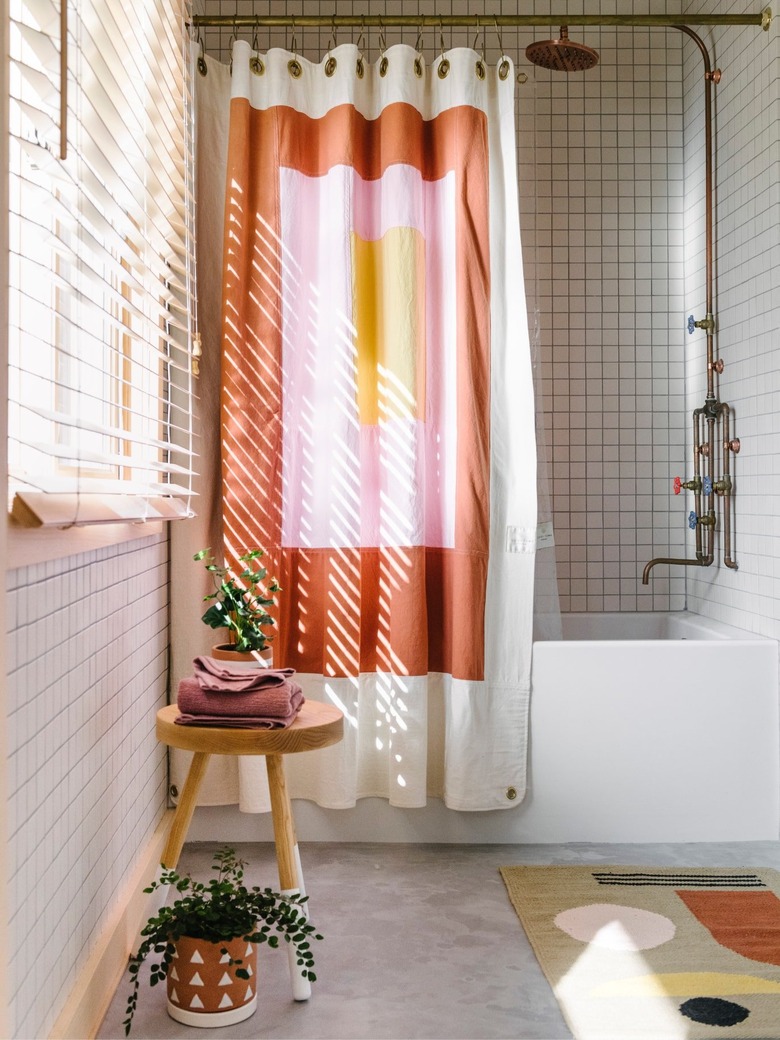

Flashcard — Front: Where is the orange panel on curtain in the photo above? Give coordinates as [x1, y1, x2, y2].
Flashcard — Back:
[221, 99, 490, 683]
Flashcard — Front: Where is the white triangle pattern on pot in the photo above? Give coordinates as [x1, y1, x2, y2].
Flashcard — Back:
[245, 964, 253, 977]
[190, 949, 204, 964]
[219, 951, 231, 963]
[245, 943, 253, 956]
[169, 966, 179, 981]
[169, 988, 179, 1004]
[218, 993, 234, 1008]
[189, 972, 204, 986]
[244, 985, 253, 1000]
[218, 972, 233, 986]
[189, 995, 204, 1009]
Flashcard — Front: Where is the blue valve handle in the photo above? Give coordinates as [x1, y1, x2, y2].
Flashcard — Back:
[687, 315, 696, 335]
[688, 511, 698, 530]
[703, 475, 713, 496]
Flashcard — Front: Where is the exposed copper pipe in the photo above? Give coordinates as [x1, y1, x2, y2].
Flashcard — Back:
[692, 409, 703, 560]
[719, 403, 739, 569]
[642, 23, 743, 586]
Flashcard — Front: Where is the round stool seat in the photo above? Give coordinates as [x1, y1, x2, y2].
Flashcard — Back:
[156, 700, 344, 756]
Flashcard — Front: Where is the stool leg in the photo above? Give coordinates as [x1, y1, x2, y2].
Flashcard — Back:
[266, 754, 312, 1002]
[161, 751, 210, 870]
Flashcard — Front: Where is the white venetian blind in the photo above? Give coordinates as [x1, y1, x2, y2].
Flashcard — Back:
[7, 0, 197, 526]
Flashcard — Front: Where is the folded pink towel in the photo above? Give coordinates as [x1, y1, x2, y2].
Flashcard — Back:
[193, 656, 296, 692]
[174, 711, 300, 729]
[176, 676, 304, 720]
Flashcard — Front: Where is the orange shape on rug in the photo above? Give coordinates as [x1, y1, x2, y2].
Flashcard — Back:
[676, 889, 780, 965]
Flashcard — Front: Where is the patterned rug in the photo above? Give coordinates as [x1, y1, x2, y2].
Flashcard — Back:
[499, 865, 780, 1039]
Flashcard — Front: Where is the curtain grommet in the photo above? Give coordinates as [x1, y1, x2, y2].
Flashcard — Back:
[379, 56, 389, 77]
[506, 786, 518, 801]
[324, 56, 337, 77]
[356, 56, 365, 79]
[414, 56, 423, 78]
[250, 56, 264, 76]
[475, 60, 486, 80]
[288, 58, 302, 79]
[498, 58, 511, 80]
[437, 58, 450, 79]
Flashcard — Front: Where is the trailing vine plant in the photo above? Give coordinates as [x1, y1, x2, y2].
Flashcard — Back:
[124, 846, 321, 1035]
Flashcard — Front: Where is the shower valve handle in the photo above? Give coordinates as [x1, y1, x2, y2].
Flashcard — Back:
[675, 476, 701, 494]
[688, 313, 716, 334]
[703, 476, 713, 496]
[689, 511, 716, 529]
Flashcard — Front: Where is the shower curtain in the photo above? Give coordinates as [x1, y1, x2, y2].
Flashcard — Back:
[173, 38, 538, 812]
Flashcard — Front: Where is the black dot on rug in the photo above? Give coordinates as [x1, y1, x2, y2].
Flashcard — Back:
[679, 997, 750, 1027]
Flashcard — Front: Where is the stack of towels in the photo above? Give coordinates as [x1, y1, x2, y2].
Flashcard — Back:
[175, 656, 305, 729]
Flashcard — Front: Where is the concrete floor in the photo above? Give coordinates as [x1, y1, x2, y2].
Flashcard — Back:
[98, 840, 780, 1040]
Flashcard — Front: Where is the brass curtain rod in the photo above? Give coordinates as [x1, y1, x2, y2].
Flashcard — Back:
[191, 11, 773, 30]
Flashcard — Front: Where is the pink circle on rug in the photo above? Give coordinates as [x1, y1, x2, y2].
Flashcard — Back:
[554, 903, 676, 950]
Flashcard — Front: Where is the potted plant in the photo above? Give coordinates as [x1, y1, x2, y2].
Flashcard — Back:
[124, 846, 321, 1034]
[194, 547, 281, 661]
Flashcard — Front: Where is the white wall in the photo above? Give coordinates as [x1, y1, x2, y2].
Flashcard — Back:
[5, 536, 169, 1039]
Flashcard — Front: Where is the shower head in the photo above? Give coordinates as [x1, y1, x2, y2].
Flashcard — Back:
[525, 26, 599, 73]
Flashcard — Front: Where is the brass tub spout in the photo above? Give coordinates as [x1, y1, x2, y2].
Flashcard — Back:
[642, 556, 708, 585]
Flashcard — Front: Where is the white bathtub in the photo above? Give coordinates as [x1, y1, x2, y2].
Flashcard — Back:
[525, 612, 780, 843]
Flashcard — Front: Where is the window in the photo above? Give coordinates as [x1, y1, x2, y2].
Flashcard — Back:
[8, 0, 196, 527]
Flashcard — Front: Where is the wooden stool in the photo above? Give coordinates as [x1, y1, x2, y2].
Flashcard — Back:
[156, 700, 344, 1000]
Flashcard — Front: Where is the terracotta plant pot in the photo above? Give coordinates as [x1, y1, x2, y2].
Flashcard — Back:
[167, 935, 258, 1028]
[210, 644, 272, 667]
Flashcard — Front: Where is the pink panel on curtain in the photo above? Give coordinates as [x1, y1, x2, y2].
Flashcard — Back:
[221, 100, 490, 682]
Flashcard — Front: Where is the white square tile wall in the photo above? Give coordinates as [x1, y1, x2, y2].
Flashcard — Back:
[520, 14, 688, 613]
[5, 535, 169, 1039]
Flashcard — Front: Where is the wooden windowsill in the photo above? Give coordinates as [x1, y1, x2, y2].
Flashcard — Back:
[6, 517, 167, 569]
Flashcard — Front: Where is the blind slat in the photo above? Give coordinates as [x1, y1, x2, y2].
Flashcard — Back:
[14, 402, 197, 463]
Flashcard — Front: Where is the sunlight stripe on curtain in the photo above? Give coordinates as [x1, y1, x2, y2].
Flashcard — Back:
[219, 41, 536, 810]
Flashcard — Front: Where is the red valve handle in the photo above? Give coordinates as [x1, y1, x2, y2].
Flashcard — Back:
[673, 476, 682, 495]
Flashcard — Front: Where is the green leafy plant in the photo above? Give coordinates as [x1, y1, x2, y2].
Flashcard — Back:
[195, 547, 281, 653]
[124, 846, 321, 1036]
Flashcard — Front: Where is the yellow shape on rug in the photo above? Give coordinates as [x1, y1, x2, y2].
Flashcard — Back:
[592, 972, 780, 998]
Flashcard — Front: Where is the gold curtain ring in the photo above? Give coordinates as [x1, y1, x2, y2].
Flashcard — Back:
[197, 32, 207, 76]
[250, 20, 264, 75]
[288, 19, 302, 78]
[438, 17, 450, 78]
[325, 17, 338, 75]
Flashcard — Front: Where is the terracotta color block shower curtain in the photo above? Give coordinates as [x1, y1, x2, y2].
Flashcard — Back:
[219, 39, 536, 810]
